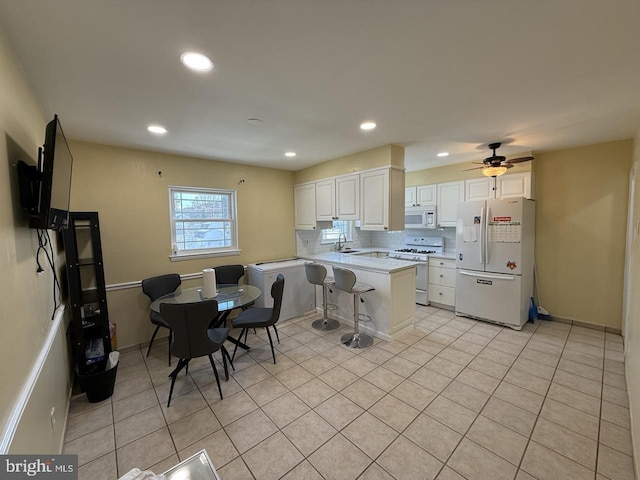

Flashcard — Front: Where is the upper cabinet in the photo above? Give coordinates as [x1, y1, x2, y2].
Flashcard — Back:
[316, 174, 359, 221]
[437, 180, 465, 227]
[496, 172, 532, 199]
[465, 177, 494, 201]
[465, 172, 533, 201]
[360, 167, 405, 231]
[294, 183, 317, 230]
[405, 184, 437, 207]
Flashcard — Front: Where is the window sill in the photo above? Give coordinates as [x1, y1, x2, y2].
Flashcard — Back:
[170, 249, 241, 262]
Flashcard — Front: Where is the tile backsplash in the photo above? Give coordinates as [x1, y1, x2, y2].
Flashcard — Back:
[296, 226, 456, 256]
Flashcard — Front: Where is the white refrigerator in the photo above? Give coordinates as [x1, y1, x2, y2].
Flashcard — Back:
[455, 197, 535, 330]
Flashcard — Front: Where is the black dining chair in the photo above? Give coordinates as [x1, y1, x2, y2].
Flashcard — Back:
[142, 273, 182, 365]
[213, 264, 253, 327]
[215, 264, 245, 285]
[160, 299, 234, 406]
[231, 274, 284, 364]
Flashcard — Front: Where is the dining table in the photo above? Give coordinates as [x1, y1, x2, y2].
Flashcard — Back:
[150, 283, 262, 352]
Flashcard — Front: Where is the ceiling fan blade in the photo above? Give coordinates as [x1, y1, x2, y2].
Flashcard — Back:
[463, 166, 485, 171]
[505, 156, 534, 164]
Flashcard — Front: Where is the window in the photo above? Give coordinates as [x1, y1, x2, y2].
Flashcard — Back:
[169, 186, 238, 258]
[321, 220, 353, 244]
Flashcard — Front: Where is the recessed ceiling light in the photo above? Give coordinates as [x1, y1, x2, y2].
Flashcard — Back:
[247, 118, 263, 126]
[437, 152, 449, 157]
[360, 122, 377, 131]
[147, 124, 168, 135]
[180, 52, 213, 72]
[285, 152, 297, 157]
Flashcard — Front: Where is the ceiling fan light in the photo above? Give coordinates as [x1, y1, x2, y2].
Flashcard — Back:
[482, 166, 508, 177]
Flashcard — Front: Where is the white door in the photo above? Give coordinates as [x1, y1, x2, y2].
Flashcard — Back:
[455, 270, 524, 328]
[416, 185, 437, 205]
[315, 179, 336, 221]
[485, 198, 524, 275]
[496, 172, 532, 199]
[455, 200, 485, 272]
[437, 181, 465, 227]
[336, 174, 360, 220]
[465, 177, 494, 201]
[294, 183, 317, 230]
[360, 169, 389, 230]
[405, 187, 417, 207]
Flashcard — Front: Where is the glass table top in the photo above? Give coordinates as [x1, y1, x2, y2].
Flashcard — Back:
[163, 449, 220, 480]
[150, 284, 262, 313]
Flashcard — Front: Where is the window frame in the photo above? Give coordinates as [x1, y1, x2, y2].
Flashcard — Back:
[321, 220, 354, 245]
[168, 185, 240, 261]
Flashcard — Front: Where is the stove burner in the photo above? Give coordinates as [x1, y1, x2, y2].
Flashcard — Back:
[395, 248, 437, 254]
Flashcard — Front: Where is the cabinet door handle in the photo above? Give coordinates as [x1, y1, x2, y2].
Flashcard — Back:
[440, 274, 443, 277]
[439, 292, 443, 296]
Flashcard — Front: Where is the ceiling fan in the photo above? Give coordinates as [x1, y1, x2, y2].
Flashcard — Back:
[465, 142, 534, 177]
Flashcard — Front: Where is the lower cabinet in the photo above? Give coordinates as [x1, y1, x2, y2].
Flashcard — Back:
[428, 257, 456, 308]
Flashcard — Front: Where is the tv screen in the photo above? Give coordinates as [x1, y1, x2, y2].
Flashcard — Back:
[26, 115, 74, 230]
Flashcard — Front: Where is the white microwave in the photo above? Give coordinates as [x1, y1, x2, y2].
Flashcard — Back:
[405, 206, 436, 229]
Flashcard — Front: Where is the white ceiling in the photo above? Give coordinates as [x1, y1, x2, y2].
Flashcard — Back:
[0, 0, 638, 172]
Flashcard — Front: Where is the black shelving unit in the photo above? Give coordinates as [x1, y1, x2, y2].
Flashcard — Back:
[63, 211, 112, 376]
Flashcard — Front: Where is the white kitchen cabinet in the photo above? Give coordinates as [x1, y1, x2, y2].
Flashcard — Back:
[496, 172, 533, 199]
[360, 167, 405, 231]
[428, 257, 456, 308]
[436, 180, 465, 227]
[315, 174, 360, 221]
[465, 177, 495, 201]
[405, 184, 437, 207]
[294, 183, 317, 230]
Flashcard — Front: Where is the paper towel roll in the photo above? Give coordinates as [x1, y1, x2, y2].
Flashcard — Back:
[203, 268, 217, 298]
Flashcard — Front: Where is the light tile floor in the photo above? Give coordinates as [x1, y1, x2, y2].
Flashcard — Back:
[64, 306, 635, 480]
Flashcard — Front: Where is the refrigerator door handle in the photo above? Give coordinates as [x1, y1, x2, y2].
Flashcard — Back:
[484, 206, 490, 265]
[458, 270, 516, 281]
[479, 207, 485, 264]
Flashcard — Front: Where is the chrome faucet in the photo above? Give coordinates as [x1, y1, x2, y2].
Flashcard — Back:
[335, 233, 347, 251]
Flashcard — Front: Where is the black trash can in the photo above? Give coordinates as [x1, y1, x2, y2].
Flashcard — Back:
[77, 361, 118, 403]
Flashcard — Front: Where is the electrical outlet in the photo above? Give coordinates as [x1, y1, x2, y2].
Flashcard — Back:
[50, 407, 56, 430]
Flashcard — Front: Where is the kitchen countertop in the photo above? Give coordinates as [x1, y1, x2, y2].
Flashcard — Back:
[301, 252, 419, 273]
[428, 252, 456, 260]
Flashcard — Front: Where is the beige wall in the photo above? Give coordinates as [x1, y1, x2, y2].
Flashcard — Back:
[69, 141, 297, 348]
[406, 157, 531, 186]
[294, 144, 403, 184]
[534, 140, 631, 328]
[624, 126, 640, 474]
[0, 32, 70, 452]
[406, 140, 631, 329]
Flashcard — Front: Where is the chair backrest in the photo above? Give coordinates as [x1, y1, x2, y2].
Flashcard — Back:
[215, 264, 245, 284]
[304, 263, 327, 286]
[160, 300, 220, 359]
[142, 273, 182, 302]
[332, 266, 356, 294]
[268, 274, 285, 325]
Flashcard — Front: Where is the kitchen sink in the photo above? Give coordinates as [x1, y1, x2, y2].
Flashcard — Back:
[342, 249, 360, 254]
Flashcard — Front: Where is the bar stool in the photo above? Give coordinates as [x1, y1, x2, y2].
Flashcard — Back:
[305, 263, 341, 331]
[332, 266, 375, 348]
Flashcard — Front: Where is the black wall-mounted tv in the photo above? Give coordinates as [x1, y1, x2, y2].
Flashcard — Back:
[17, 115, 73, 231]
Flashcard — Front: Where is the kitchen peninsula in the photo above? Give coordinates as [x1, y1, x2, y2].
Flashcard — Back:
[301, 252, 418, 341]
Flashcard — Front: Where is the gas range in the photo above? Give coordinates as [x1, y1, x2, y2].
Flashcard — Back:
[389, 236, 444, 262]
